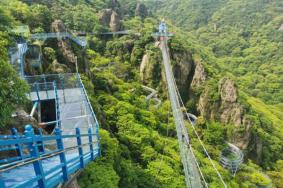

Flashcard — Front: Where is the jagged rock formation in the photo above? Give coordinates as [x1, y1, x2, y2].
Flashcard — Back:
[197, 77, 252, 149]
[99, 9, 121, 32]
[172, 52, 194, 100]
[51, 20, 76, 65]
[191, 61, 206, 88]
[139, 51, 162, 87]
[140, 54, 152, 83]
[109, 11, 121, 32]
[140, 49, 194, 98]
[135, 2, 148, 19]
[99, 9, 113, 26]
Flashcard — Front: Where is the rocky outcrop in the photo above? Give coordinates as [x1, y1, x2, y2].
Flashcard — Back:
[197, 77, 252, 149]
[99, 9, 121, 32]
[99, 9, 113, 26]
[140, 48, 195, 99]
[109, 11, 121, 32]
[51, 20, 76, 65]
[191, 61, 206, 88]
[172, 51, 194, 100]
[135, 2, 148, 19]
[140, 53, 154, 83]
[219, 78, 241, 125]
[279, 23, 283, 31]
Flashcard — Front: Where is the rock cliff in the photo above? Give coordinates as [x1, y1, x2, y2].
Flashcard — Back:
[197, 77, 252, 149]
[99, 9, 121, 32]
[51, 20, 76, 65]
[139, 48, 253, 150]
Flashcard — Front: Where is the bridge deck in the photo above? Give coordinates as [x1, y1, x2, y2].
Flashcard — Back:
[1, 150, 99, 188]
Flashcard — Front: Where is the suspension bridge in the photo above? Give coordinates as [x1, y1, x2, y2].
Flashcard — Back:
[154, 22, 229, 188]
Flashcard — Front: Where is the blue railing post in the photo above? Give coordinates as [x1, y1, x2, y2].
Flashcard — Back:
[11, 128, 24, 160]
[0, 180, 6, 188]
[88, 128, 94, 160]
[76, 128, 84, 168]
[38, 128, 46, 153]
[24, 125, 46, 187]
[55, 128, 69, 181]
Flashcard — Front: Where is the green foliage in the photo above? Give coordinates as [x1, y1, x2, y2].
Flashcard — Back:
[0, 16, 29, 128]
[61, 4, 103, 32]
[43, 47, 56, 61]
[148, 0, 283, 105]
[79, 129, 120, 188]
[203, 122, 226, 148]
[1, 0, 281, 187]
[79, 160, 120, 188]
[0, 59, 28, 129]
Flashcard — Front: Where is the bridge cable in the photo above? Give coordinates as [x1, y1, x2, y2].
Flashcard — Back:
[163, 42, 208, 187]
[171, 69, 227, 188]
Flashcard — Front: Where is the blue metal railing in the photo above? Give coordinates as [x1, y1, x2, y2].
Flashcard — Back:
[0, 125, 99, 188]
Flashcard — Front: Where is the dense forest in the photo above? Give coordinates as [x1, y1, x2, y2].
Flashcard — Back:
[0, 0, 282, 187]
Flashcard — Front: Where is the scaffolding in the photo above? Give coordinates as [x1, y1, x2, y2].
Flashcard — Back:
[220, 143, 244, 176]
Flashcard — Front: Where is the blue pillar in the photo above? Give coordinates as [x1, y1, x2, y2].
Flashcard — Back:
[38, 128, 46, 153]
[88, 128, 94, 160]
[24, 125, 46, 187]
[11, 128, 24, 160]
[76, 128, 84, 168]
[55, 128, 69, 182]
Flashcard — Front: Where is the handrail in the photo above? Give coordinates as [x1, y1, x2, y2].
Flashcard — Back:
[0, 125, 99, 188]
[77, 74, 101, 155]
